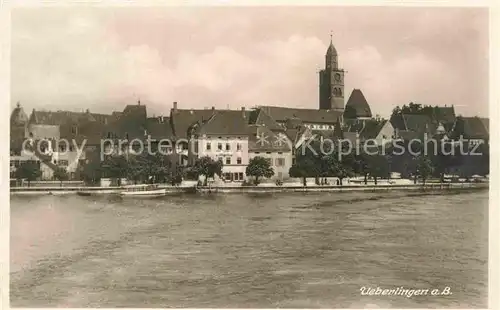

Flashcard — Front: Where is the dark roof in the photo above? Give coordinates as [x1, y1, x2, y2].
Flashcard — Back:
[479, 117, 489, 134]
[455, 117, 489, 140]
[403, 114, 436, 134]
[258, 106, 343, 124]
[248, 125, 291, 152]
[170, 109, 216, 139]
[248, 109, 284, 131]
[10, 103, 28, 125]
[360, 120, 388, 140]
[194, 110, 249, 136]
[433, 106, 456, 124]
[390, 114, 406, 131]
[344, 89, 372, 118]
[146, 117, 174, 140]
[326, 41, 337, 56]
[343, 119, 389, 140]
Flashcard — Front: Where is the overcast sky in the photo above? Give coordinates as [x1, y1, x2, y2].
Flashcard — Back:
[11, 6, 489, 118]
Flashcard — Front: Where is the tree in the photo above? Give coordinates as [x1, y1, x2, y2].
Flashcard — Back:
[78, 158, 102, 185]
[53, 167, 69, 186]
[289, 157, 316, 186]
[415, 155, 434, 185]
[246, 156, 274, 185]
[101, 155, 128, 186]
[366, 154, 390, 185]
[192, 156, 223, 186]
[15, 161, 41, 187]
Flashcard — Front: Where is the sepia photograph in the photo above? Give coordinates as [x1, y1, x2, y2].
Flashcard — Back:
[8, 4, 490, 308]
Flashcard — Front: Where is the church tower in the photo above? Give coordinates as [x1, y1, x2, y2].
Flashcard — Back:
[319, 35, 345, 111]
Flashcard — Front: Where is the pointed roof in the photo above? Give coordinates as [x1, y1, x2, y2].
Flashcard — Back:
[326, 33, 337, 56]
[345, 89, 372, 118]
[10, 102, 28, 125]
[248, 108, 284, 131]
[452, 116, 489, 140]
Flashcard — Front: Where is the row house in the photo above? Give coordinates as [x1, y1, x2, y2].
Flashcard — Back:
[186, 109, 249, 182]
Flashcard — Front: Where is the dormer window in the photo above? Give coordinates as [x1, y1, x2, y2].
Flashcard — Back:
[71, 126, 78, 135]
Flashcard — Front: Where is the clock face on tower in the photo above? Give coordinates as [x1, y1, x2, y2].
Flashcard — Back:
[335, 73, 341, 82]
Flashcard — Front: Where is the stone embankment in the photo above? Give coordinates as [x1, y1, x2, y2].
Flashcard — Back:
[10, 182, 488, 196]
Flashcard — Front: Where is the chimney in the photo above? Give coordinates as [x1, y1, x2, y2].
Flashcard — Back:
[241, 107, 246, 118]
[173, 101, 177, 112]
[211, 106, 215, 111]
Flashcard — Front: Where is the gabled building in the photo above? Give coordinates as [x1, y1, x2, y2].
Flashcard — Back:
[248, 124, 293, 181]
[187, 109, 250, 182]
[450, 116, 489, 146]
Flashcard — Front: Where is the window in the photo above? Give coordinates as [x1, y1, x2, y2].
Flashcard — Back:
[224, 172, 231, 180]
[218, 157, 223, 162]
[69, 145, 74, 152]
[206, 142, 211, 151]
[59, 160, 69, 166]
[266, 158, 272, 165]
[238, 172, 244, 181]
[237, 143, 242, 151]
[71, 126, 78, 135]
[266, 152, 271, 154]
[226, 143, 230, 151]
[60, 144, 66, 152]
[218, 143, 223, 150]
[278, 152, 283, 155]
[237, 157, 242, 164]
[233, 172, 239, 181]
[225, 157, 231, 165]
[276, 158, 285, 167]
[255, 152, 260, 154]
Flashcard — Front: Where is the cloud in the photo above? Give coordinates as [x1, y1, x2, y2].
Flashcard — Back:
[11, 7, 488, 118]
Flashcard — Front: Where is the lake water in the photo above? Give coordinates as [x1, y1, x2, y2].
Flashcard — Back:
[10, 190, 488, 308]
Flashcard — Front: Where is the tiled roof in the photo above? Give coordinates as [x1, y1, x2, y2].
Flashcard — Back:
[258, 105, 343, 124]
[403, 114, 436, 134]
[248, 109, 285, 131]
[344, 89, 372, 119]
[360, 120, 388, 140]
[194, 110, 249, 136]
[454, 117, 489, 140]
[248, 125, 291, 152]
[171, 109, 216, 139]
[146, 117, 174, 140]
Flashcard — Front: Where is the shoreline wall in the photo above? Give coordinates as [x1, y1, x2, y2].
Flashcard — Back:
[9, 182, 488, 196]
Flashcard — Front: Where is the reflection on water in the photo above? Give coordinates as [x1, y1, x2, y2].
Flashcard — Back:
[10, 191, 488, 308]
